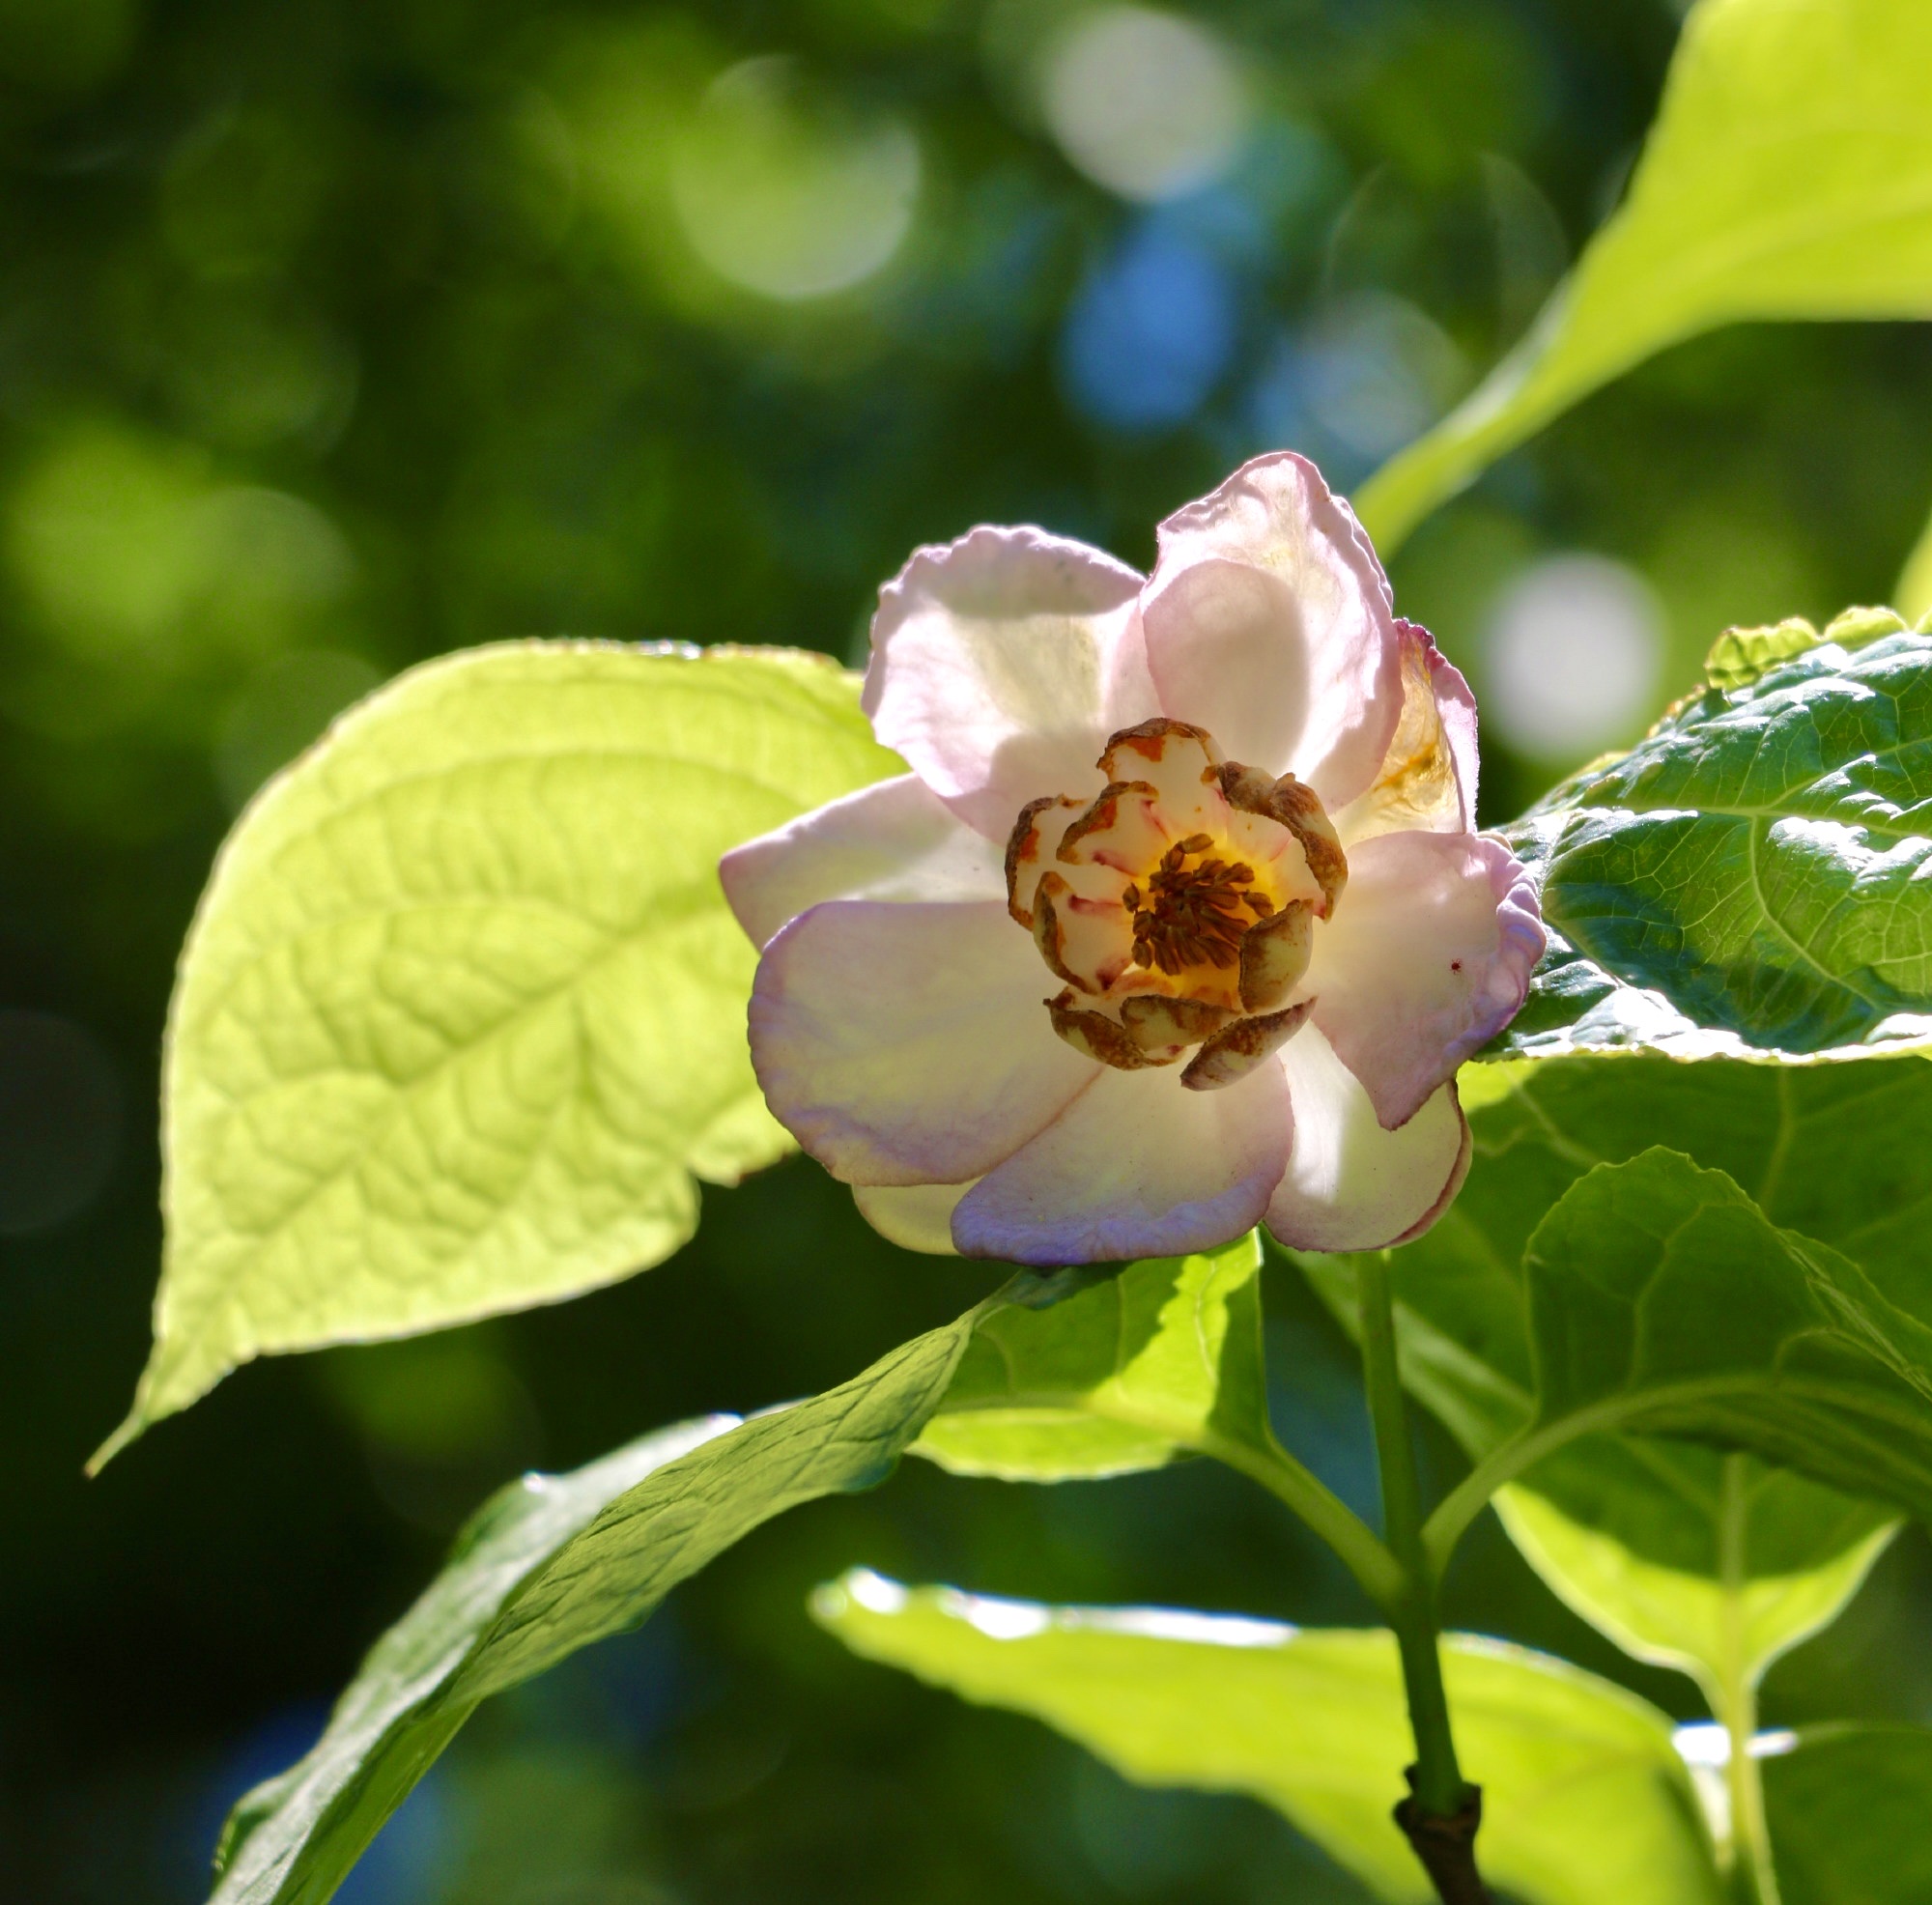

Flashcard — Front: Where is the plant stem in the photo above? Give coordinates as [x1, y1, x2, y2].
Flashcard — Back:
[1717, 1455, 1781, 1905]
[1358, 1251, 1490, 1904]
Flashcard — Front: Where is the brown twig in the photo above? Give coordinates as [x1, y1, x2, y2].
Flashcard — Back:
[1394, 1769, 1492, 1905]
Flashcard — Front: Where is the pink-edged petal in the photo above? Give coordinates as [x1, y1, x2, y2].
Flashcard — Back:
[1306, 831, 1545, 1130]
[852, 1180, 973, 1255]
[952, 1061, 1293, 1265]
[1333, 619, 1480, 843]
[751, 899, 1097, 1185]
[864, 526, 1155, 839]
[1266, 1028, 1470, 1252]
[723, 775, 1006, 951]
[1141, 453, 1403, 809]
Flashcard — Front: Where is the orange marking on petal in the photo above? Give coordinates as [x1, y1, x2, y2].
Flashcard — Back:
[1005, 794, 1079, 927]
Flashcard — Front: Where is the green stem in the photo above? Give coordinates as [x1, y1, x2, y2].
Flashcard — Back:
[1204, 1431, 1407, 1615]
[1717, 1456, 1781, 1905]
[1358, 1251, 1469, 1821]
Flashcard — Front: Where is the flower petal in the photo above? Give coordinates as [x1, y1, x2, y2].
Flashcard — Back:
[751, 899, 1096, 1185]
[723, 774, 1005, 951]
[952, 1062, 1293, 1265]
[864, 526, 1153, 839]
[1333, 619, 1479, 843]
[852, 1180, 973, 1255]
[1305, 831, 1545, 1130]
[1265, 1028, 1470, 1252]
[1142, 453, 1402, 809]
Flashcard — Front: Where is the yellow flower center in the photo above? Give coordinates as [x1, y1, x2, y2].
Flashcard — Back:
[1003, 719, 1348, 1093]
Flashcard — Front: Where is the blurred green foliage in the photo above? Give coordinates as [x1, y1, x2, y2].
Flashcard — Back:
[5, 0, 1932, 1901]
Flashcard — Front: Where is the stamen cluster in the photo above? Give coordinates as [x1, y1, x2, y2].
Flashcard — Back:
[1124, 839, 1277, 975]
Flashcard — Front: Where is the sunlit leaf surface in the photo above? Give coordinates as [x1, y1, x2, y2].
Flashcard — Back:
[817, 1574, 1722, 1905]
[1299, 1056, 1928, 1687]
[1355, 0, 1932, 551]
[912, 1235, 1270, 1481]
[105, 642, 899, 1458]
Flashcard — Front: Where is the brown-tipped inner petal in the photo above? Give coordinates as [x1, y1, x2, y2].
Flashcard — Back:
[1005, 794, 1079, 927]
[1057, 779, 1161, 869]
[1045, 990, 1174, 1070]
[1119, 993, 1235, 1053]
[1030, 872, 1091, 992]
[1180, 998, 1315, 1093]
[1238, 899, 1314, 1012]
[1095, 715, 1223, 781]
[1217, 762, 1348, 916]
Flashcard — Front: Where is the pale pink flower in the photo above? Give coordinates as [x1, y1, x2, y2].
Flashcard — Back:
[723, 453, 1543, 1265]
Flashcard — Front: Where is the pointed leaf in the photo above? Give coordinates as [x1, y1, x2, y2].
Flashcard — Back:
[1297, 1056, 1931, 1685]
[1491, 623, 1932, 1064]
[208, 1301, 981, 1904]
[816, 1573, 1722, 1905]
[1493, 1461, 1892, 1703]
[1510, 1150, 1932, 1520]
[1355, 0, 1932, 552]
[912, 1235, 1269, 1481]
[108, 641, 899, 1461]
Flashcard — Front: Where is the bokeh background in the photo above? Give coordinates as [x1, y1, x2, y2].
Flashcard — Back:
[7, 0, 1932, 1899]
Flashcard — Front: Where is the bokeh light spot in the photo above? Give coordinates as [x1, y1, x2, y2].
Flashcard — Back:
[670, 57, 920, 299]
[1480, 554, 1665, 762]
[0, 1010, 124, 1235]
[1061, 222, 1235, 429]
[1042, 7, 1248, 203]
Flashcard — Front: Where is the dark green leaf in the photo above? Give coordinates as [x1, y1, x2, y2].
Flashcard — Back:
[208, 1302, 980, 1904]
[816, 1572, 1722, 1905]
[1762, 1725, 1932, 1905]
[1492, 625, 1932, 1063]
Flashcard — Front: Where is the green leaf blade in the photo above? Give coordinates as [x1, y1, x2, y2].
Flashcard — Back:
[911, 1235, 1270, 1482]
[111, 640, 900, 1458]
[209, 1299, 981, 1905]
[1355, 0, 1932, 552]
[1492, 630, 1932, 1063]
[817, 1574, 1723, 1905]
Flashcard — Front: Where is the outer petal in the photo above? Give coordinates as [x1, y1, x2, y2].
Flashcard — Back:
[723, 774, 1005, 951]
[1306, 831, 1544, 1130]
[864, 526, 1154, 839]
[1140, 453, 1403, 809]
[1265, 1028, 1470, 1252]
[952, 1062, 1293, 1265]
[852, 1180, 972, 1255]
[1333, 619, 1479, 843]
[750, 899, 1096, 1185]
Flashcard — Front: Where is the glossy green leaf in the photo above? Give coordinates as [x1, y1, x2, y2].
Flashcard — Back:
[1354, 0, 1932, 552]
[104, 641, 899, 1463]
[912, 1235, 1268, 1481]
[1305, 1054, 1926, 1696]
[1761, 1725, 1932, 1905]
[1491, 625, 1932, 1064]
[209, 1299, 983, 1905]
[1488, 1149, 1932, 1527]
[816, 1573, 1722, 1905]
